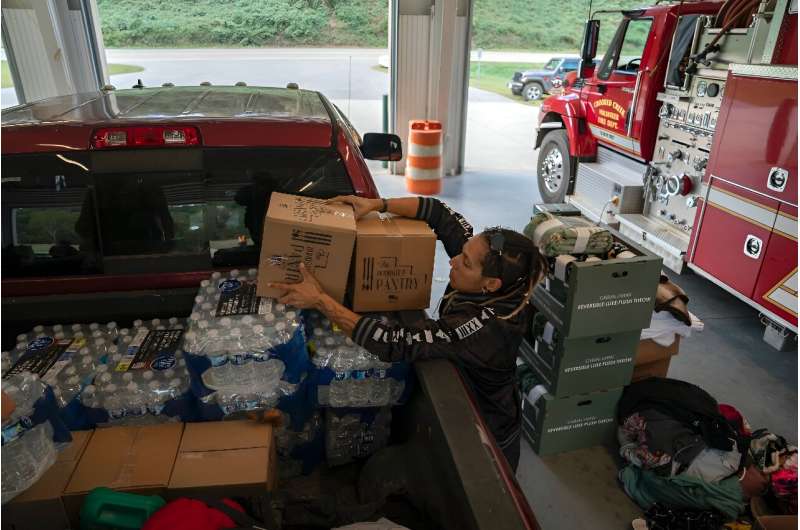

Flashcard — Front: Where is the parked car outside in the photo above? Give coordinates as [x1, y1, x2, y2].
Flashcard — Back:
[508, 57, 581, 101]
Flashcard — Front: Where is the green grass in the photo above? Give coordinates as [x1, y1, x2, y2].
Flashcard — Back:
[1, 61, 143, 88]
[1, 61, 12, 89]
[469, 62, 544, 103]
[371, 62, 546, 104]
[96, 0, 653, 51]
[108, 63, 145, 76]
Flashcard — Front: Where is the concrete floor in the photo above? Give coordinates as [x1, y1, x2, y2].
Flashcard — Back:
[371, 167, 798, 530]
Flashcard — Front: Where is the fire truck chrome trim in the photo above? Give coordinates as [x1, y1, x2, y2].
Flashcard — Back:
[728, 64, 799, 80]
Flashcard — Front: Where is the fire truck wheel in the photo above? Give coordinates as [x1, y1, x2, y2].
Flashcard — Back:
[537, 129, 571, 203]
[522, 82, 544, 101]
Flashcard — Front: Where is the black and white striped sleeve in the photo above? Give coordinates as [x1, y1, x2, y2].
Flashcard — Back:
[351, 307, 497, 363]
[415, 197, 473, 258]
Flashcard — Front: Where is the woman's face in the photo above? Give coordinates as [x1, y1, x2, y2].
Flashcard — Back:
[448, 235, 501, 293]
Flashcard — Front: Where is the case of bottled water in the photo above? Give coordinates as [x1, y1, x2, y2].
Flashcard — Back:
[182, 270, 308, 417]
[1, 373, 71, 504]
[5, 322, 116, 409]
[325, 407, 392, 467]
[81, 317, 193, 425]
[305, 311, 409, 408]
[275, 410, 324, 478]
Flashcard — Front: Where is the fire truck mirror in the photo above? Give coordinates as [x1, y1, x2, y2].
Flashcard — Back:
[744, 235, 763, 259]
[581, 20, 600, 61]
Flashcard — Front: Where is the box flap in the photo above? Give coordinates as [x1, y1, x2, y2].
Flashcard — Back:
[65, 424, 183, 494]
[180, 421, 272, 453]
[57, 430, 93, 464]
[169, 448, 269, 489]
[266, 192, 355, 232]
[357, 213, 435, 238]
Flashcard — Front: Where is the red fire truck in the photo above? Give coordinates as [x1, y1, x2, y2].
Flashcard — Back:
[534, 0, 798, 346]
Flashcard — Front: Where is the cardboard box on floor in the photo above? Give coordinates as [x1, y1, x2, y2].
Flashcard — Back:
[2, 430, 93, 530]
[167, 420, 277, 499]
[631, 336, 680, 381]
[63, 423, 183, 529]
[351, 212, 436, 312]
[257, 192, 356, 303]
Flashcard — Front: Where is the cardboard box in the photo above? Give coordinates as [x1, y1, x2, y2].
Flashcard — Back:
[521, 386, 623, 456]
[532, 227, 662, 338]
[2, 430, 93, 530]
[63, 423, 183, 528]
[351, 212, 436, 312]
[167, 420, 277, 499]
[257, 192, 356, 303]
[631, 337, 680, 382]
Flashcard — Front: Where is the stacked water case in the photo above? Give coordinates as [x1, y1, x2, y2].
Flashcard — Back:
[4, 322, 117, 429]
[1, 373, 71, 504]
[182, 269, 309, 419]
[81, 318, 195, 425]
[305, 311, 410, 466]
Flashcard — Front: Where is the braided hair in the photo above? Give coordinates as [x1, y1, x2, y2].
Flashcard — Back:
[478, 227, 548, 320]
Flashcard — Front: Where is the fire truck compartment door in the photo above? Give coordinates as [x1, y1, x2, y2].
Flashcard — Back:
[692, 179, 780, 298]
[753, 203, 798, 327]
[707, 73, 797, 204]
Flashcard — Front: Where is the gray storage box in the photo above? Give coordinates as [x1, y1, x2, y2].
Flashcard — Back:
[519, 326, 639, 397]
[521, 386, 623, 456]
[533, 228, 662, 338]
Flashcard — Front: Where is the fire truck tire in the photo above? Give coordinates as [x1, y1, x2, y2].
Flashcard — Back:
[537, 129, 571, 203]
[522, 82, 544, 101]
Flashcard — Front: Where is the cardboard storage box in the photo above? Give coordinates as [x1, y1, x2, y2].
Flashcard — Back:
[257, 192, 356, 303]
[521, 386, 623, 456]
[63, 423, 183, 528]
[532, 228, 662, 338]
[519, 326, 639, 397]
[167, 420, 277, 499]
[2, 430, 93, 530]
[351, 212, 436, 312]
[631, 337, 680, 382]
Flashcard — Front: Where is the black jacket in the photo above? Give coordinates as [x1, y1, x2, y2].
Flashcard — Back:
[352, 198, 527, 451]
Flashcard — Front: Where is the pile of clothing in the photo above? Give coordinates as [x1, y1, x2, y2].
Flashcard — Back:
[617, 378, 797, 524]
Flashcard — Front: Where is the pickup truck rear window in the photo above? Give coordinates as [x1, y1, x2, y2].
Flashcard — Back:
[2, 147, 354, 278]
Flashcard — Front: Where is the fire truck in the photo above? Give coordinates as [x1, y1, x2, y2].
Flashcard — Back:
[534, 0, 798, 347]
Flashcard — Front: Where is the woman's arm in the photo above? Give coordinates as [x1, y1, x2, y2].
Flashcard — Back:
[269, 264, 496, 363]
[328, 195, 473, 258]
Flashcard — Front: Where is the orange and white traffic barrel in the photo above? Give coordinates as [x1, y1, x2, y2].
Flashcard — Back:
[406, 120, 443, 195]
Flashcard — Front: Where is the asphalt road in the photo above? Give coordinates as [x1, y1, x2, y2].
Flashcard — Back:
[1, 47, 527, 107]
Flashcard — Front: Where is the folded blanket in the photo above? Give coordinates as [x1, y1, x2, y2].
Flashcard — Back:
[524, 212, 614, 257]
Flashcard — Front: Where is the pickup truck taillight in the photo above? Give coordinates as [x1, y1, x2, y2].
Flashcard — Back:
[91, 126, 201, 149]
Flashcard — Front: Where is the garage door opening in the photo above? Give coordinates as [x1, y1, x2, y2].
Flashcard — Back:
[463, 0, 647, 175]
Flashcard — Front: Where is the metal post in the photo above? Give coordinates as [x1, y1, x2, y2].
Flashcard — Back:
[382, 94, 389, 168]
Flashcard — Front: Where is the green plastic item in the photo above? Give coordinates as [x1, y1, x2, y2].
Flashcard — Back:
[80, 487, 166, 530]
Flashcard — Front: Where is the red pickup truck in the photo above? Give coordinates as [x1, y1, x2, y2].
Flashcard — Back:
[1, 85, 539, 530]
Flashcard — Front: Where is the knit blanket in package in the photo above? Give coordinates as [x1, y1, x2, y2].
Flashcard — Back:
[524, 212, 614, 257]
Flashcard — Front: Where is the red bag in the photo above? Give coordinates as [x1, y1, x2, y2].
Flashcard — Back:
[142, 498, 269, 530]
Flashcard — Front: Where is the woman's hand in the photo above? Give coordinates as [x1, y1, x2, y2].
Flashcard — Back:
[268, 263, 326, 310]
[327, 195, 381, 220]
